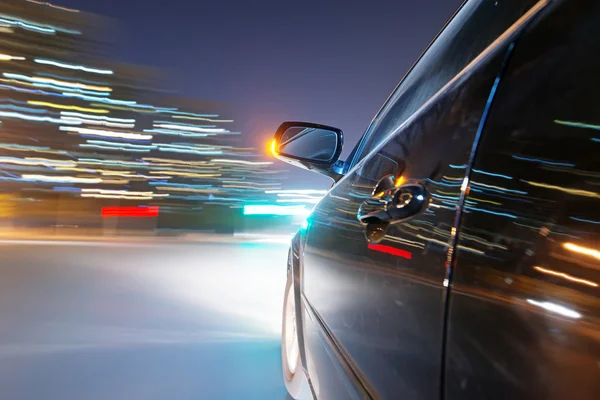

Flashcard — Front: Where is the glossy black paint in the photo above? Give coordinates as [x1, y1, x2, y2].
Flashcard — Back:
[280, 0, 600, 399]
[300, 43, 510, 400]
[446, 1, 600, 398]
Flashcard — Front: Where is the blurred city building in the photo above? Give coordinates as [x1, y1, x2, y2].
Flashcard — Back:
[0, 0, 319, 235]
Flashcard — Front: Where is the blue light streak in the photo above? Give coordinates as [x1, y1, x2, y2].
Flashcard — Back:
[472, 169, 513, 180]
[512, 155, 575, 167]
[570, 216, 600, 225]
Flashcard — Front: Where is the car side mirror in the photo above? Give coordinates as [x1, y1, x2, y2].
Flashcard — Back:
[272, 121, 344, 180]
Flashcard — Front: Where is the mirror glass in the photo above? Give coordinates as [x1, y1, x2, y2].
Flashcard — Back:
[278, 126, 338, 163]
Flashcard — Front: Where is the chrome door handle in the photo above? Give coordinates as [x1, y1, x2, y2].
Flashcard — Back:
[357, 183, 428, 225]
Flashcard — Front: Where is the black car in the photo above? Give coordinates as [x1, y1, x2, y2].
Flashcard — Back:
[272, 0, 600, 399]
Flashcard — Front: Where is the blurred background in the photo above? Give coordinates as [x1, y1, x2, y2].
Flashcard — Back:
[0, 0, 458, 399]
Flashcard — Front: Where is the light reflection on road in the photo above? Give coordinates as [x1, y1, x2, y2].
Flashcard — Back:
[0, 236, 290, 399]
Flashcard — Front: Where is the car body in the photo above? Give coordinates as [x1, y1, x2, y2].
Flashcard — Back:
[273, 0, 600, 399]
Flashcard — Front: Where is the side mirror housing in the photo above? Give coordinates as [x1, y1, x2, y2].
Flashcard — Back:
[272, 121, 344, 180]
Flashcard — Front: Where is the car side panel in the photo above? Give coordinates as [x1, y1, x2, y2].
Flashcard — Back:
[445, 1, 600, 399]
[300, 44, 514, 399]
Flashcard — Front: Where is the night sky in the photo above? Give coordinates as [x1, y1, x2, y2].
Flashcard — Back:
[57, 0, 461, 188]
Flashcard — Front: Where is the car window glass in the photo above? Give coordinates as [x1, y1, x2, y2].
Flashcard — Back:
[352, 0, 537, 165]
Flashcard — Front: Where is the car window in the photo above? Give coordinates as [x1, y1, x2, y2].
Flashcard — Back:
[351, 0, 538, 166]
[446, 1, 600, 398]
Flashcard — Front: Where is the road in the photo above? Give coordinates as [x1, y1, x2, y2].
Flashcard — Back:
[0, 236, 291, 400]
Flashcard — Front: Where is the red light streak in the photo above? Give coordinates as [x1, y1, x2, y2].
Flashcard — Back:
[101, 206, 159, 218]
[368, 243, 412, 259]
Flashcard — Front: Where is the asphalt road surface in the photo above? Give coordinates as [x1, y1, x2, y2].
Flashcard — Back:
[0, 236, 291, 400]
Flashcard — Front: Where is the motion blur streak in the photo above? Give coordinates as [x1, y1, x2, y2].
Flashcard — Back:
[101, 206, 159, 217]
[34, 59, 113, 74]
[22, 174, 103, 183]
[27, 100, 109, 113]
[563, 242, 600, 261]
[367, 243, 413, 259]
[26, 0, 80, 12]
[0, 53, 25, 61]
[526, 299, 582, 319]
[534, 266, 598, 287]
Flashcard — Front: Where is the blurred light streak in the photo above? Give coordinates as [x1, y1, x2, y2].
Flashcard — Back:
[265, 189, 327, 195]
[0, 54, 25, 61]
[0, 83, 63, 97]
[60, 111, 134, 123]
[472, 169, 513, 179]
[61, 116, 134, 128]
[60, 126, 152, 140]
[82, 193, 153, 200]
[79, 144, 151, 153]
[3, 73, 112, 92]
[526, 299, 581, 319]
[143, 128, 209, 137]
[155, 186, 215, 194]
[157, 147, 222, 155]
[471, 181, 527, 194]
[77, 158, 146, 167]
[62, 93, 137, 105]
[563, 242, 600, 261]
[34, 59, 113, 74]
[570, 216, 600, 225]
[0, 157, 75, 168]
[149, 171, 221, 178]
[82, 189, 167, 199]
[0, 110, 81, 124]
[512, 155, 574, 167]
[456, 245, 485, 255]
[270, 139, 277, 156]
[101, 206, 159, 218]
[154, 123, 227, 133]
[172, 115, 233, 122]
[26, 0, 80, 13]
[554, 119, 600, 131]
[464, 206, 517, 219]
[449, 164, 467, 169]
[84, 140, 157, 150]
[468, 196, 502, 206]
[22, 174, 102, 183]
[523, 180, 600, 199]
[0, 16, 55, 34]
[211, 159, 272, 165]
[27, 101, 109, 114]
[416, 234, 450, 247]
[0, 104, 49, 113]
[277, 198, 320, 204]
[534, 266, 597, 287]
[161, 110, 217, 117]
[367, 244, 412, 259]
[243, 204, 308, 216]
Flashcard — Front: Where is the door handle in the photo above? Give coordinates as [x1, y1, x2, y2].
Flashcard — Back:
[357, 183, 428, 226]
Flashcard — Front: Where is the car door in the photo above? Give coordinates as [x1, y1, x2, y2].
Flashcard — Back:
[300, 1, 547, 398]
[445, 0, 600, 399]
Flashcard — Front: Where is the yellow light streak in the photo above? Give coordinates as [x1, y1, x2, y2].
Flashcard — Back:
[0, 53, 25, 61]
[564, 242, 600, 261]
[524, 180, 600, 199]
[534, 266, 598, 287]
[27, 101, 109, 114]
